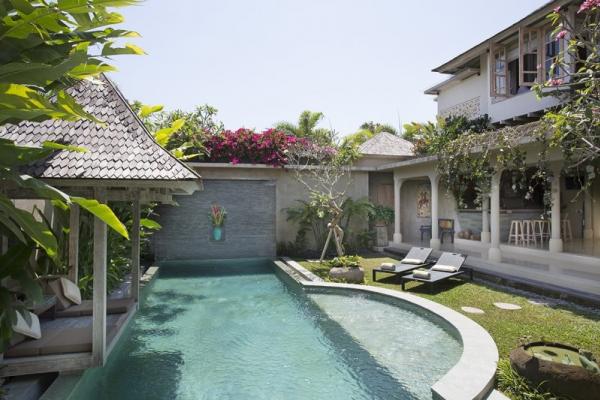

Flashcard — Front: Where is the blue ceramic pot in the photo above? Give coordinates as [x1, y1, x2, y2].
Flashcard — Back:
[212, 226, 222, 241]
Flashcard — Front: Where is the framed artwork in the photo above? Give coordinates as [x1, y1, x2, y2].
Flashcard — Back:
[416, 184, 431, 218]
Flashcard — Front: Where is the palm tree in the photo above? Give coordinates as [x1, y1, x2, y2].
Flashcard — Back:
[275, 110, 336, 146]
[340, 121, 399, 148]
[359, 121, 398, 136]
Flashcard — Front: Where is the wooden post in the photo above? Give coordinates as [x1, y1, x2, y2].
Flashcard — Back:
[92, 188, 108, 367]
[68, 204, 80, 282]
[131, 194, 141, 303]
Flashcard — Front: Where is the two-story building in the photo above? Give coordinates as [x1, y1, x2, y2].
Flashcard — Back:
[378, 0, 600, 300]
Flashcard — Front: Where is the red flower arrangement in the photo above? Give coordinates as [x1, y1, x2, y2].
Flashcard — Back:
[204, 128, 310, 167]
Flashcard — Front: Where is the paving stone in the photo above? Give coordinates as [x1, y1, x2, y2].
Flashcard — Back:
[493, 302, 522, 310]
[461, 306, 485, 314]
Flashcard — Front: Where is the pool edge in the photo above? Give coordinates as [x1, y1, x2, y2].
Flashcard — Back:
[275, 258, 500, 400]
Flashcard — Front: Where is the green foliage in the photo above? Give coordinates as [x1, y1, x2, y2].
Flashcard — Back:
[275, 110, 336, 146]
[341, 121, 398, 148]
[0, 0, 140, 349]
[371, 204, 394, 225]
[326, 255, 361, 269]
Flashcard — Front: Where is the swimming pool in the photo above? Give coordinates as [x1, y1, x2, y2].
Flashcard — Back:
[68, 259, 463, 400]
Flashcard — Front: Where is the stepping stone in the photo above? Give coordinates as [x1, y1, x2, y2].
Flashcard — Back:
[493, 302, 522, 310]
[461, 306, 485, 314]
[527, 299, 554, 307]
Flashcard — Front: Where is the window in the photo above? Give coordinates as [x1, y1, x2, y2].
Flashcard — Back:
[544, 28, 562, 81]
[491, 45, 508, 97]
[508, 59, 520, 95]
[519, 27, 541, 86]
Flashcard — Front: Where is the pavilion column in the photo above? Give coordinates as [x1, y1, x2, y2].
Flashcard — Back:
[131, 193, 141, 304]
[393, 176, 404, 245]
[429, 174, 441, 250]
[92, 188, 108, 367]
[549, 166, 564, 253]
[68, 204, 80, 282]
[583, 191, 594, 240]
[481, 196, 491, 243]
[488, 171, 502, 262]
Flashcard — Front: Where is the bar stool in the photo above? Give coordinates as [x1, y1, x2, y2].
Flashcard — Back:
[522, 219, 537, 247]
[561, 214, 573, 242]
[508, 220, 524, 245]
[534, 219, 551, 242]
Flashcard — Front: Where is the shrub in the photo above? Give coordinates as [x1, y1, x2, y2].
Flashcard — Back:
[326, 255, 361, 269]
[496, 359, 556, 400]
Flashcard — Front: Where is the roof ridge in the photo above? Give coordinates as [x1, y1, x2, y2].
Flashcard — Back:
[101, 74, 201, 180]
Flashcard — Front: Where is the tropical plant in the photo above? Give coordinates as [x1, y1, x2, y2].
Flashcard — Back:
[371, 204, 394, 226]
[275, 110, 336, 146]
[341, 121, 398, 148]
[326, 255, 361, 269]
[0, 0, 141, 349]
[209, 205, 227, 227]
[533, 2, 600, 186]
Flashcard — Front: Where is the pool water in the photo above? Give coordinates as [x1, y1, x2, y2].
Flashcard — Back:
[69, 259, 461, 400]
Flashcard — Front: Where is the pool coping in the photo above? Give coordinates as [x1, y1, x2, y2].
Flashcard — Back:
[277, 258, 500, 400]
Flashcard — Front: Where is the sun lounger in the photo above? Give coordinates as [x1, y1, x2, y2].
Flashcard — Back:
[372, 247, 433, 281]
[400, 252, 472, 292]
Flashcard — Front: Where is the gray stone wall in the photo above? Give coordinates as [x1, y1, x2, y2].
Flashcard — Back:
[152, 179, 276, 260]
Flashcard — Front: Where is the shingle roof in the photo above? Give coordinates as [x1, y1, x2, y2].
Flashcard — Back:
[0, 75, 199, 181]
[358, 132, 415, 157]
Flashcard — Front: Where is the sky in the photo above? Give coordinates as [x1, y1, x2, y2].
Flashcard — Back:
[110, 0, 549, 137]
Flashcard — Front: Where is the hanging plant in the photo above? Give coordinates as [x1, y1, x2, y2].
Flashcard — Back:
[209, 205, 227, 227]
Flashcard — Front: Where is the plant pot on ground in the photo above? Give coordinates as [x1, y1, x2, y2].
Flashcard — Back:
[510, 341, 600, 400]
[327, 255, 364, 283]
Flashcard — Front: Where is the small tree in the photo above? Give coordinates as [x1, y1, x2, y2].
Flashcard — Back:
[286, 142, 357, 261]
[534, 2, 600, 183]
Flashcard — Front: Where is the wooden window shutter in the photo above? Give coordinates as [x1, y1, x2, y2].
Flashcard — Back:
[490, 42, 508, 97]
[519, 26, 542, 86]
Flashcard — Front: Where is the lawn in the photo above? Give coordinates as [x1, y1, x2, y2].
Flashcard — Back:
[297, 254, 600, 399]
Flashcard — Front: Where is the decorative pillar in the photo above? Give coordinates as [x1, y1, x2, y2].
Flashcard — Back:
[92, 188, 108, 367]
[131, 193, 141, 304]
[481, 196, 490, 243]
[393, 176, 404, 244]
[68, 204, 80, 282]
[583, 192, 594, 240]
[489, 171, 502, 262]
[549, 166, 563, 253]
[429, 174, 441, 250]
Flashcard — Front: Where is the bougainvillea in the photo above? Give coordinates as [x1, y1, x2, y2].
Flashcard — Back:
[203, 128, 309, 167]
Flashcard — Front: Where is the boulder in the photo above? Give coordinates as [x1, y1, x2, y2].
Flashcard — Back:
[329, 267, 364, 283]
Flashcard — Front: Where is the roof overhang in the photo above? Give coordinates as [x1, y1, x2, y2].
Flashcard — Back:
[432, 0, 569, 74]
[424, 68, 480, 95]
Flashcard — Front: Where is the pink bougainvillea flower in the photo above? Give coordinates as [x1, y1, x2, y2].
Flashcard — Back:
[578, 0, 600, 13]
[548, 78, 564, 86]
[555, 30, 567, 39]
[553, 5, 561, 12]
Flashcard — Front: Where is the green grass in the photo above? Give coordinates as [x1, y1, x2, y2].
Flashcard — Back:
[297, 254, 600, 399]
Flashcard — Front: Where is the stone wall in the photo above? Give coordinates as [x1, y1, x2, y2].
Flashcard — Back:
[152, 179, 276, 260]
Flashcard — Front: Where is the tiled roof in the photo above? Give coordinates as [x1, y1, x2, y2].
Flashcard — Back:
[0, 75, 199, 181]
[358, 132, 415, 157]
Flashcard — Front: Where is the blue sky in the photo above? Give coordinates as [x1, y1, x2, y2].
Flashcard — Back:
[111, 0, 548, 136]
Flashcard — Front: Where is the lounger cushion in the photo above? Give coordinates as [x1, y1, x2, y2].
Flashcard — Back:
[12, 311, 41, 340]
[431, 265, 458, 273]
[54, 298, 134, 318]
[413, 269, 431, 278]
[401, 258, 424, 265]
[60, 278, 82, 305]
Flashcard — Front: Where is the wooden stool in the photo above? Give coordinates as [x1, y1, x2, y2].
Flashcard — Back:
[508, 220, 524, 245]
[534, 220, 550, 242]
[522, 220, 537, 246]
[561, 219, 573, 242]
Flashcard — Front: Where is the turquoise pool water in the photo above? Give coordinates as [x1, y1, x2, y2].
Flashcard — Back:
[69, 259, 461, 400]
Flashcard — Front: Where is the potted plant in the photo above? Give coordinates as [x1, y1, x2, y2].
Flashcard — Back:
[327, 255, 364, 283]
[371, 205, 394, 247]
[209, 204, 227, 240]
